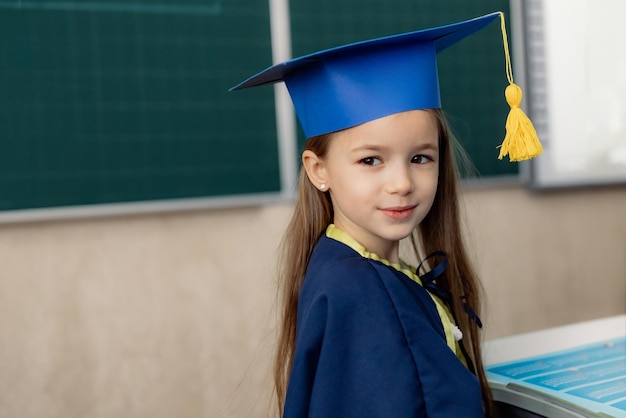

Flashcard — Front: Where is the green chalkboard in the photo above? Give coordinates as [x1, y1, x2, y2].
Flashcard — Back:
[290, 0, 516, 178]
[0, 0, 516, 214]
[0, 0, 278, 212]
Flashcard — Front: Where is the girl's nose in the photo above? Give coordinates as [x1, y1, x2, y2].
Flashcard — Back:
[385, 164, 414, 195]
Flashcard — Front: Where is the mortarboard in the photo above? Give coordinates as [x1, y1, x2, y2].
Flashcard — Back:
[231, 12, 542, 162]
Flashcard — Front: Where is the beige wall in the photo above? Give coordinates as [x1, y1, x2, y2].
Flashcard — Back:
[0, 184, 624, 418]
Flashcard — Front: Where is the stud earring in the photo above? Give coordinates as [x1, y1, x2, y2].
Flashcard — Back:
[319, 184, 326, 191]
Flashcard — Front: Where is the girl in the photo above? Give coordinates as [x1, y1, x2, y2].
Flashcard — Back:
[232, 11, 540, 418]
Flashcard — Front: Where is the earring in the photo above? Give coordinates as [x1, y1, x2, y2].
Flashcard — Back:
[319, 183, 326, 191]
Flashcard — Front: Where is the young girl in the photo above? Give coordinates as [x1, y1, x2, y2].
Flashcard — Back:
[232, 11, 540, 418]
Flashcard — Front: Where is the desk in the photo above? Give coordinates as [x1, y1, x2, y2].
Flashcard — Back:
[484, 315, 626, 418]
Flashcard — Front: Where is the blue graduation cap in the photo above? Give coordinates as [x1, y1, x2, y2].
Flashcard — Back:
[231, 11, 543, 161]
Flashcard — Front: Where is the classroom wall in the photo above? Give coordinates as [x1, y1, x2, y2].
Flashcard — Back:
[0, 184, 624, 418]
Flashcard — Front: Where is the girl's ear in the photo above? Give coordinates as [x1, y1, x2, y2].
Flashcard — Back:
[302, 150, 328, 191]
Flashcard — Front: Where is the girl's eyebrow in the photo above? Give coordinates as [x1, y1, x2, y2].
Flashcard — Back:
[351, 141, 438, 153]
[416, 142, 439, 151]
[350, 144, 386, 153]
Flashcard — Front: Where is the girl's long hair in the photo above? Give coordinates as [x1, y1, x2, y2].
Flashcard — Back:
[273, 109, 493, 417]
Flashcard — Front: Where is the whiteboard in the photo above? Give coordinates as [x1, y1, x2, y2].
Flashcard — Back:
[523, 0, 626, 188]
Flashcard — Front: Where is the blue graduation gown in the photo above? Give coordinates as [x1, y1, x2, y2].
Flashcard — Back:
[283, 235, 484, 417]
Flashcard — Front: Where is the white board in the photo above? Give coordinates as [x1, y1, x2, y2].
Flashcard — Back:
[523, 0, 626, 188]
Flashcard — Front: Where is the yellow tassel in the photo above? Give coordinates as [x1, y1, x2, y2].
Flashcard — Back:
[499, 83, 543, 161]
[497, 12, 543, 162]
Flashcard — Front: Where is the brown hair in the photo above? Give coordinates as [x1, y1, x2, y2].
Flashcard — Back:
[273, 109, 493, 416]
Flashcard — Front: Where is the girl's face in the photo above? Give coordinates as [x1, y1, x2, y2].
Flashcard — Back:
[315, 110, 439, 262]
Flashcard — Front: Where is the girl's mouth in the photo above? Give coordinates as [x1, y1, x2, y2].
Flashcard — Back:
[380, 205, 416, 220]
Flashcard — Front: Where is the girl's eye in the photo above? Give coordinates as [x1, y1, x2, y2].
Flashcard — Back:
[412, 155, 432, 164]
[360, 157, 382, 166]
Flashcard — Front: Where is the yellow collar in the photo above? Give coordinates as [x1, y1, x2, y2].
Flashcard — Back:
[326, 224, 423, 285]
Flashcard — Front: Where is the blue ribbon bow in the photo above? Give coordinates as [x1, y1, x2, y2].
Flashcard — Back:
[417, 251, 483, 329]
